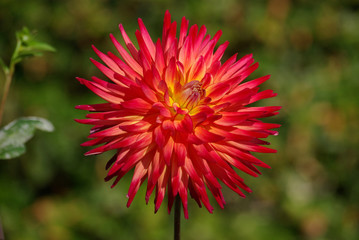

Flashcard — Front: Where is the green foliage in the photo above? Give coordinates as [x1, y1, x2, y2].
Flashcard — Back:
[0, 27, 55, 77]
[0, 117, 54, 160]
[12, 27, 55, 65]
[0, 27, 55, 161]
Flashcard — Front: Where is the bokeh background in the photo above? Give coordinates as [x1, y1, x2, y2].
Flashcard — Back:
[1, 0, 358, 239]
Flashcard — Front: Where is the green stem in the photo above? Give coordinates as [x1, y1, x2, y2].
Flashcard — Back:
[0, 38, 20, 126]
[0, 71, 13, 126]
[174, 195, 181, 240]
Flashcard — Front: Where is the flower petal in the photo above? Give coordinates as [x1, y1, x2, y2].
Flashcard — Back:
[195, 127, 225, 143]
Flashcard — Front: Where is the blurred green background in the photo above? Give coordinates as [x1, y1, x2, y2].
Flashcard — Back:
[1, 0, 358, 239]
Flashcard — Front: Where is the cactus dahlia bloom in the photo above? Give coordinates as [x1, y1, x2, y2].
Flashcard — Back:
[76, 10, 280, 218]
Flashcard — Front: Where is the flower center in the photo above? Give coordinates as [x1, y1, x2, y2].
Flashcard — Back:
[178, 80, 205, 109]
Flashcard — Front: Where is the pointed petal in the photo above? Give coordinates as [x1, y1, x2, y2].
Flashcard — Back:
[119, 24, 139, 61]
[163, 136, 174, 165]
[110, 33, 142, 75]
[195, 127, 225, 143]
[138, 18, 156, 60]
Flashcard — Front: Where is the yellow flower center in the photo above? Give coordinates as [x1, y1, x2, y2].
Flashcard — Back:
[176, 80, 205, 110]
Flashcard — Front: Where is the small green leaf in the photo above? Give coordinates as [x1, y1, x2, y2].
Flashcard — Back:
[0, 117, 54, 160]
[26, 40, 56, 52]
[12, 51, 43, 64]
[13, 51, 42, 64]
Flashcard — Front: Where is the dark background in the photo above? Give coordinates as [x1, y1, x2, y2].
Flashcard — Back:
[0, 0, 358, 239]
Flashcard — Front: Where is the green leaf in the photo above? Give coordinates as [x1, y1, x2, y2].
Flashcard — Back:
[26, 40, 56, 52]
[0, 117, 54, 160]
[12, 51, 43, 65]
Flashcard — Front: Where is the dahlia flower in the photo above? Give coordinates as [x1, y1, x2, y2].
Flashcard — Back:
[76, 11, 280, 219]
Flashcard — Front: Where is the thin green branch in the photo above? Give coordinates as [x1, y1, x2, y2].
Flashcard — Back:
[0, 39, 20, 126]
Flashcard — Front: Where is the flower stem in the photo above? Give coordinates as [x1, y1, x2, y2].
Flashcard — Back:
[174, 195, 181, 240]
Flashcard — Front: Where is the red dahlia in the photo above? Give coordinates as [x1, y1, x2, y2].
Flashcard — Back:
[76, 10, 280, 218]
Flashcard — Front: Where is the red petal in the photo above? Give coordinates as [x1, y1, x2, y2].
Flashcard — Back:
[119, 24, 139, 61]
[155, 168, 170, 212]
[110, 33, 142, 75]
[214, 112, 249, 126]
[211, 143, 264, 164]
[80, 137, 109, 147]
[206, 82, 231, 102]
[119, 121, 150, 133]
[162, 119, 175, 132]
[126, 155, 151, 207]
[236, 75, 271, 91]
[92, 45, 124, 75]
[152, 102, 172, 118]
[77, 77, 123, 104]
[154, 40, 165, 76]
[75, 118, 120, 125]
[154, 125, 166, 148]
[137, 18, 156, 60]
[135, 30, 153, 63]
[163, 136, 174, 165]
[174, 114, 193, 133]
[220, 54, 254, 80]
[174, 142, 186, 166]
[137, 80, 158, 103]
[178, 170, 189, 218]
[75, 103, 115, 112]
[193, 25, 207, 54]
[90, 58, 126, 87]
[212, 41, 228, 63]
[249, 90, 277, 104]
[229, 141, 277, 153]
[165, 57, 177, 89]
[107, 52, 142, 81]
[195, 127, 225, 143]
[121, 98, 152, 111]
[179, 17, 189, 48]
[88, 124, 125, 138]
[187, 56, 206, 81]
[178, 37, 194, 72]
